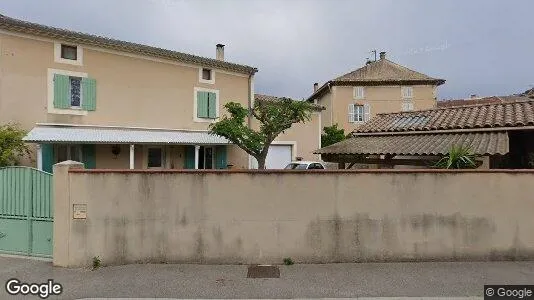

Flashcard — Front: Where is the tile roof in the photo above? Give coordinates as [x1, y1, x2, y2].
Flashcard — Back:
[354, 100, 534, 133]
[437, 95, 532, 108]
[23, 124, 229, 144]
[307, 58, 445, 101]
[314, 132, 508, 156]
[0, 14, 257, 75]
[254, 94, 324, 111]
[333, 58, 445, 85]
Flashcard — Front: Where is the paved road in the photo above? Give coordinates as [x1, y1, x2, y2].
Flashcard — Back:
[1, 256, 533, 299]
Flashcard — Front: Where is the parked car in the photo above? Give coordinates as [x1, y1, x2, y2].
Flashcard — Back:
[284, 161, 326, 170]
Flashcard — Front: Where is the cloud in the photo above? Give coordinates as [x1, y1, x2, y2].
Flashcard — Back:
[0, 0, 533, 99]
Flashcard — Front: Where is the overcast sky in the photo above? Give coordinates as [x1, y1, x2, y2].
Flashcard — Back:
[1, 0, 532, 100]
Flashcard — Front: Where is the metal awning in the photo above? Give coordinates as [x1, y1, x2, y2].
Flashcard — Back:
[23, 124, 230, 145]
[315, 131, 509, 156]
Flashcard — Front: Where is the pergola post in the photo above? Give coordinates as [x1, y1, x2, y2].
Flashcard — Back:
[36, 144, 43, 171]
[129, 144, 135, 169]
[194, 145, 200, 169]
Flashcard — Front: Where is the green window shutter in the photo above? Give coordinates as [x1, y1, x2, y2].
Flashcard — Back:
[53, 74, 71, 109]
[82, 78, 97, 111]
[82, 144, 96, 169]
[41, 144, 54, 173]
[197, 91, 209, 118]
[184, 145, 195, 169]
[215, 145, 227, 169]
[208, 92, 217, 119]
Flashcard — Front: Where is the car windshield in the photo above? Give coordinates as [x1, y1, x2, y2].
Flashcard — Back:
[284, 163, 309, 169]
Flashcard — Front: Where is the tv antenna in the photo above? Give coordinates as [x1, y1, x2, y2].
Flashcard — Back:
[370, 49, 377, 62]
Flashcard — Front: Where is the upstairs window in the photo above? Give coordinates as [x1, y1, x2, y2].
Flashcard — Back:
[61, 44, 78, 60]
[70, 77, 82, 107]
[55, 43, 83, 65]
[354, 86, 365, 99]
[199, 67, 215, 84]
[349, 103, 370, 123]
[401, 86, 413, 99]
[53, 74, 96, 111]
[196, 91, 217, 119]
[202, 68, 212, 80]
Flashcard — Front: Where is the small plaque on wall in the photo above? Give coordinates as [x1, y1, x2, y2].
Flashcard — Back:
[73, 204, 87, 219]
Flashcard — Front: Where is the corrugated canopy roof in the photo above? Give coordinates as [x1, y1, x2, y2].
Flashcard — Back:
[23, 124, 230, 145]
[315, 132, 509, 156]
[355, 100, 534, 134]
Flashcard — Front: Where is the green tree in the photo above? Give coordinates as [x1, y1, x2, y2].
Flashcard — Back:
[0, 123, 30, 167]
[321, 124, 346, 147]
[209, 99, 316, 169]
[434, 145, 478, 169]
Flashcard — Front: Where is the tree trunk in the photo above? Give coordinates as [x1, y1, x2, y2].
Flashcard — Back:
[256, 156, 267, 169]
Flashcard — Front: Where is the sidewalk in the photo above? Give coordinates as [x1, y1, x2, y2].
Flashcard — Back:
[1, 256, 532, 299]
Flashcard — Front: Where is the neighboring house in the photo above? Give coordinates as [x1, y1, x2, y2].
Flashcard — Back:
[0, 14, 316, 171]
[438, 90, 534, 108]
[315, 100, 534, 169]
[307, 51, 445, 134]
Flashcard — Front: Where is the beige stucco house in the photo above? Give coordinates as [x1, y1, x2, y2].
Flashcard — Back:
[0, 14, 319, 171]
[307, 51, 445, 134]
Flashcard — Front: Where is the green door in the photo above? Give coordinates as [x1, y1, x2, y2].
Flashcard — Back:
[0, 167, 53, 257]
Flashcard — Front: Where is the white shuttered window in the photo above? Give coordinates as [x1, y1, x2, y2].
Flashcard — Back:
[349, 103, 370, 123]
[401, 86, 413, 99]
[401, 101, 414, 112]
[354, 86, 365, 99]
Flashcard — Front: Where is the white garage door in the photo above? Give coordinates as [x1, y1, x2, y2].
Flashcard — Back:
[251, 144, 293, 169]
[266, 145, 292, 169]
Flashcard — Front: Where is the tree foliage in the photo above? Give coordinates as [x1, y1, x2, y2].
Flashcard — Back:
[321, 124, 346, 147]
[0, 123, 30, 167]
[434, 145, 478, 169]
[209, 98, 316, 169]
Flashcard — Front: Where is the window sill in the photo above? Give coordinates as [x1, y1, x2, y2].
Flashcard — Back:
[48, 107, 88, 116]
[199, 79, 215, 85]
[55, 57, 83, 66]
[194, 117, 219, 123]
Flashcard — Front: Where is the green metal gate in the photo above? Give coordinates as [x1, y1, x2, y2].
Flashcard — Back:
[0, 167, 53, 258]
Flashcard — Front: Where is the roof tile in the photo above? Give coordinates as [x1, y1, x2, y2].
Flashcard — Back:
[0, 14, 257, 75]
[315, 132, 508, 156]
[333, 58, 445, 85]
[355, 100, 534, 133]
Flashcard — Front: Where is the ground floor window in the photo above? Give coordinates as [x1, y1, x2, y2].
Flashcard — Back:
[55, 144, 82, 163]
[198, 146, 214, 169]
[147, 147, 164, 168]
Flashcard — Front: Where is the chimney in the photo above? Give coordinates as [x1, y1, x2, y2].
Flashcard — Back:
[379, 51, 386, 60]
[216, 44, 225, 61]
[313, 83, 319, 92]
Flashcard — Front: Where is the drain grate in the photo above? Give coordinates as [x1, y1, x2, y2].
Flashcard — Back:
[246, 264, 280, 278]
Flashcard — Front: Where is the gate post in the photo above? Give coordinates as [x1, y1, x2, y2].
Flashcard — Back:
[52, 160, 84, 267]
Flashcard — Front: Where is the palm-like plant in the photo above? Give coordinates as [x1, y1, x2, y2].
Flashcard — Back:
[434, 145, 478, 169]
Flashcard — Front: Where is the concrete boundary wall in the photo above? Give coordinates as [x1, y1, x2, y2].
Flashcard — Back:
[53, 161, 534, 267]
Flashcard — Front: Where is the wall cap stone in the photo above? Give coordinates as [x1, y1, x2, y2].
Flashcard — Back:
[68, 168, 534, 174]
